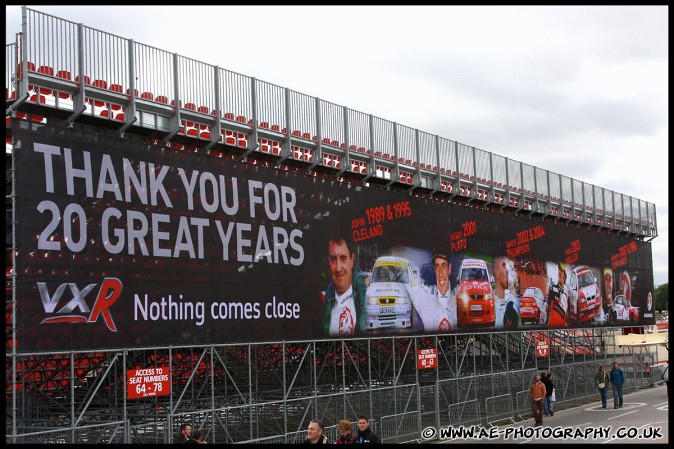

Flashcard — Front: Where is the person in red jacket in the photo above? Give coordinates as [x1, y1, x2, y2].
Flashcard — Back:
[336, 419, 356, 444]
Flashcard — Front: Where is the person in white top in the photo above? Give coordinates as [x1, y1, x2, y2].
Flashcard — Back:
[493, 255, 519, 329]
[411, 250, 457, 332]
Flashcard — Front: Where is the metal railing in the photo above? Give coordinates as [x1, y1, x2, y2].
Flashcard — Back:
[4, 326, 660, 444]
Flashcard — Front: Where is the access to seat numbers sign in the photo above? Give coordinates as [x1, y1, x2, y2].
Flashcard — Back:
[127, 367, 170, 399]
[536, 336, 550, 358]
[417, 348, 438, 369]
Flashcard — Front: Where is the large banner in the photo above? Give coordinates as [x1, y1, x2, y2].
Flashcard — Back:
[12, 125, 655, 352]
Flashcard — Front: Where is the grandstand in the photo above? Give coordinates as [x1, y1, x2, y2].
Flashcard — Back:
[5, 6, 659, 444]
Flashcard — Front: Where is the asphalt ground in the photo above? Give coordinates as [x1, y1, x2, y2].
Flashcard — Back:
[426, 383, 668, 444]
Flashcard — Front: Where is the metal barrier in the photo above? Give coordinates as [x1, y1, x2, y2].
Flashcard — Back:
[485, 393, 515, 426]
[380, 410, 420, 444]
[13, 420, 126, 444]
[2, 309, 655, 443]
[448, 398, 481, 427]
[129, 420, 168, 444]
[513, 389, 533, 421]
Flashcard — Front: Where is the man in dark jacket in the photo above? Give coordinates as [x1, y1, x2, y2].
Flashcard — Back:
[354, 415, 382, 444]
[174, 423, 192, 444]
[609, 361, 625, 408]
[540, 372, 554, 416]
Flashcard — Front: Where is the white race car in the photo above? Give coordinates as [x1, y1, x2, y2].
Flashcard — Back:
[365, 256, 419, 329]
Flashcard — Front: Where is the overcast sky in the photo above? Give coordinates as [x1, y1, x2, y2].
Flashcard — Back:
[6, 5, 668, 287]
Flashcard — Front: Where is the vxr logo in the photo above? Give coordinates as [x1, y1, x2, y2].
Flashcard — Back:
[37, 278, 122, 332]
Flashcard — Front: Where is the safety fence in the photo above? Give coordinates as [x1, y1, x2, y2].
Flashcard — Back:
[380, 410, 420, 444]
[485, 393, 516, 426]
[448, 398, 481, 427]
[5, 330, 661, 443]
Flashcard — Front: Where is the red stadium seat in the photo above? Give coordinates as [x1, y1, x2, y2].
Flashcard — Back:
[28, 93, 46, 104]
[237, 133, 247, 147]
[16, 61, 36, 78]
[155, 95, 169, 104]
[75, 74, 91, 85]
[107, 84, 124, 111]
[54, 71, 73, 100]
[224, 130, 236, 146]
[140, 91, 154, 101]
[91, 79, 108, 108]
[36, 65, 55, 95]
[92, 79, 108, 90]
[259, 138, 270, 153]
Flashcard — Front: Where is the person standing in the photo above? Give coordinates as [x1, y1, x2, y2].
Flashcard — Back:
[541, 372, 554, 416]
[609, 361, 625, 408]
[354, 415, 382, 444]
[174, 423, 192, 444]
[596, 366, 609, 408]
[530, 375, 546, 426]
[411, 249, 456, 332]
[336, 419, 356, 444]
[304, 419, 328, 444]
[323, 236, 367, 336]
[492, 255, 519, 329]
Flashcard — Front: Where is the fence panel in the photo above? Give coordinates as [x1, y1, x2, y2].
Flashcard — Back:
[485, 393, 514, 425]
[380, 410, 419, 444]
[448, 398, 481, 427]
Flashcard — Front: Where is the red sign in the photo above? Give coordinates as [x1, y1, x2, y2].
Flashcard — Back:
[417, 348, 438, 369]
[127, 366, 171, 399]
[535, 335, 549, 358]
